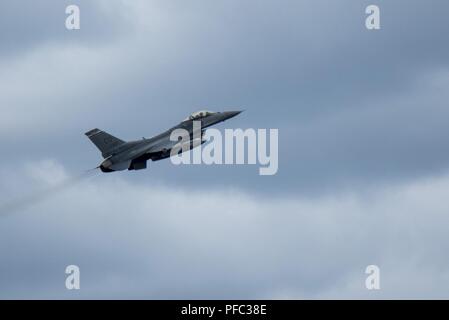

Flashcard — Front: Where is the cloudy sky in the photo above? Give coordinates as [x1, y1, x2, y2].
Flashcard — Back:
[1, 0, 449, 299]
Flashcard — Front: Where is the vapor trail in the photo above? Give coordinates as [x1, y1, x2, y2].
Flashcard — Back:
[0, 169, 100, 217]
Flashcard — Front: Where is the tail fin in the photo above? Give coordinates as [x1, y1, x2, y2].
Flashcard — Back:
[85, 128, 126, 158]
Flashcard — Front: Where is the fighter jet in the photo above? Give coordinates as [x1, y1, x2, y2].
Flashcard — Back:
[85, 110, 242, 172]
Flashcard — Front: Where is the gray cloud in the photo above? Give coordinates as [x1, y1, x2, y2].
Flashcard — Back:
[0, 0, 133, 57]
[1, 0, 449, 298]
[1, 160, 449, 298]
[1, 0, 449, 194]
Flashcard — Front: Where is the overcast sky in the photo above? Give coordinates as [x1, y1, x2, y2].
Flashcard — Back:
[1, 0, 449, 299]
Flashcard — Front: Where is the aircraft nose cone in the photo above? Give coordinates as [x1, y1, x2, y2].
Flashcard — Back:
[224, 110, 243, 119]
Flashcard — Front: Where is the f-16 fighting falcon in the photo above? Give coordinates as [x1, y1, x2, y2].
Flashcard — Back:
[85, 110, 242, 172]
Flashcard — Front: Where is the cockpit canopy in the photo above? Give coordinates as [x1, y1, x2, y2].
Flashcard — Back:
[183, 110, 216, 121]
